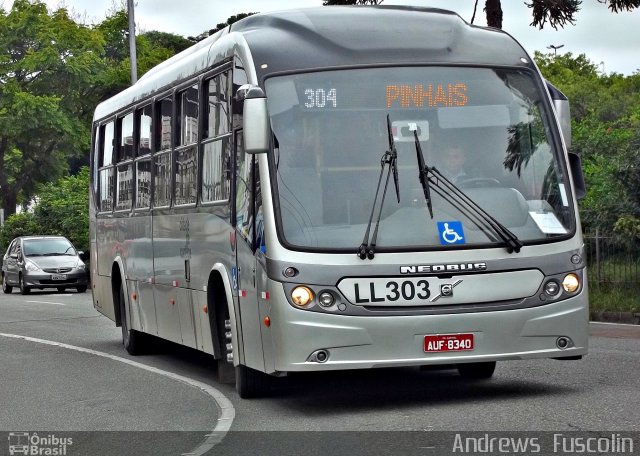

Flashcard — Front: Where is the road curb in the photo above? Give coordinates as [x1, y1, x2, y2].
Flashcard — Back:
[590, 311, 640, 325]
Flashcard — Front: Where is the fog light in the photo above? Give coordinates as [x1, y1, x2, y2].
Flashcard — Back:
[544, 280, 560, 296]
[562, 273, 580, 293]
[291, 286, 314, 306]
[318, 291, 335, 307]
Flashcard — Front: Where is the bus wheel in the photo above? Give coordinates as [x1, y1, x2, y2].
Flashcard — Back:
[119, 282, 145, 355]
[235, 364, 269, 399]
[457, 361, 496, 380]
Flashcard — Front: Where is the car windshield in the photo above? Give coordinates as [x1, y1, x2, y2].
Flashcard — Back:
[266, 66, 575, 251]
[23, 239, 76, 256]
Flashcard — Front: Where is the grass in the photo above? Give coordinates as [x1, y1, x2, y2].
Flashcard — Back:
[588, 283, 640, 313]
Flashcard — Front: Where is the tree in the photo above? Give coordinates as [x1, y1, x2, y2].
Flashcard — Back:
[190, 13, 257, 42]
[33, 167, 90, 251]
[97, 9, 193, 98]
[321, 0, 639, 30]
[536, 52, 640, 238]
[480, 0, 639, 29]
[0, 0, 105, 218]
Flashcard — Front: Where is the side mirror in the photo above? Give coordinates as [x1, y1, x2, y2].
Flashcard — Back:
[568, 152, 586, 200]
[238, 84, 270, 154]
[78, 251, 89, 261]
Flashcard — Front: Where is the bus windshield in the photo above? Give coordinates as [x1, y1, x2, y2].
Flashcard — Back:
[266, 66, 574, 251]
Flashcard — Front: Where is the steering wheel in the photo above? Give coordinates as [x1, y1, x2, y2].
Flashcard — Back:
[457, 177, 502, 188]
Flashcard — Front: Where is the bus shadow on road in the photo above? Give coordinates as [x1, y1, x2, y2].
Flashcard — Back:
[264, 365, 578, 410]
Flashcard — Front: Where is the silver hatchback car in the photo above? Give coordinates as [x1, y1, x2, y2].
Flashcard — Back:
[2, 236, 89, 294]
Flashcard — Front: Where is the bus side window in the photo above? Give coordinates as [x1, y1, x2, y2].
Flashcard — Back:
[154, 97, 173, 208]
[175, 85, 198, 206]
[201, 71, 232, 205]
[98, 121, 115, 212]
[116, 113, 134, 211]
[135, 105, 153, 209]
[205, 72, 231, 139]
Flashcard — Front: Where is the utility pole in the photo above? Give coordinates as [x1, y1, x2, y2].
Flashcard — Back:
[128, 0, 138, 84]
[546, 44, 564, 56]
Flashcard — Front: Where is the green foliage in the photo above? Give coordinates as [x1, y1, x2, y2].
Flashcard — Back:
[0, 167, 89, 251]
[0, 212, 43, 251]
[192, 13, 257, 41]
[536, 51, 640, 244]
[0, 0, 105, 217]
[33, 167, 89, 251]
[141, 31, 192, 54]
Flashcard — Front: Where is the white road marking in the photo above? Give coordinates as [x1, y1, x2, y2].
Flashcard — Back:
[26, 300, 66, 306]
[0, 332, 235, 455]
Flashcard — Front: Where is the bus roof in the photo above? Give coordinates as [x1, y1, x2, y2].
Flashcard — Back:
[233, 6, 531, 79]
[94, 6, 533, 121]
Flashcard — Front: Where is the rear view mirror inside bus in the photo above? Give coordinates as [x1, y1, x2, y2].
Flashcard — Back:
[241, 85, 270, 154]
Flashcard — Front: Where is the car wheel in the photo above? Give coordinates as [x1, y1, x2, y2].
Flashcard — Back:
[19, 274, 30, 295]
[76, 285, 87, 293]
[457, 361, 497, 380]
[2, 276, 12, 294]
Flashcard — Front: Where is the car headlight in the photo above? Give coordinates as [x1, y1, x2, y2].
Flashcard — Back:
[76, 261, 86, 271]
[24, 260, 40, 272]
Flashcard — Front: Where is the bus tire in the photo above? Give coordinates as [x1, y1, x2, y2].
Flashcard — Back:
[217, 359, 235, 384]
[118, 282, 145, 355]
[457, 361, 496, 380]
[235, 364, 268, 399]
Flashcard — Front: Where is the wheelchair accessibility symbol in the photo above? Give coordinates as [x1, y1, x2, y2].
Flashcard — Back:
[437, 221, 465, 245]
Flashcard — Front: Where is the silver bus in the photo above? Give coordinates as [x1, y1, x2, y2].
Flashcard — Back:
[90, 7, 588, 398]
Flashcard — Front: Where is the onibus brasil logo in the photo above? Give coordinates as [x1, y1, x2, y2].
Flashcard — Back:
[8, 432, 72, 456]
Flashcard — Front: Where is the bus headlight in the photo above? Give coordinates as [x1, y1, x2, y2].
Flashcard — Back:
[562, 273, 580, 293]
[544, 280, 560, 296]
[318, 291, 335, 307]
[291, 286, 314, 307]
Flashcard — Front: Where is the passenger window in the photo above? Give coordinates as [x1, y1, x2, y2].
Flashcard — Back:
[116, 163, 133, 211]
[119, 113, 134, 161]
[154, 97, 173, 208]
[178, 85, 199, 146]
[98, 121, 115, 211]
[137, 105, 153, 157]
[154, 151, 171, 207]
[136, 158, 152, 209]
[205, 72, 230, 139]
[201, 137, 231, 203]
[156, 97, 173, 151]
[175, 86, 198, 206]
[101, 122, 115, 167]
[175, 147, 197, 205]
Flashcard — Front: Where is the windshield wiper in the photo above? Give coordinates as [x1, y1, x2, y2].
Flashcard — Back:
[411, 132, 522, 254]
[412, 128, 434, 219]
[358, 114, 400, 260]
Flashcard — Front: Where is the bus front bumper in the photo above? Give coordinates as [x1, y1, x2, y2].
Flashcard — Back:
[266, 286, 589, 373]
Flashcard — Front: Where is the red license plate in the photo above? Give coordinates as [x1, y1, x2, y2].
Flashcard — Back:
[424, 334, 474, 352]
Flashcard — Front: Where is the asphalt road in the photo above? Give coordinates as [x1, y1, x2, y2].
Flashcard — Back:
[0, 289, 638, 455]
